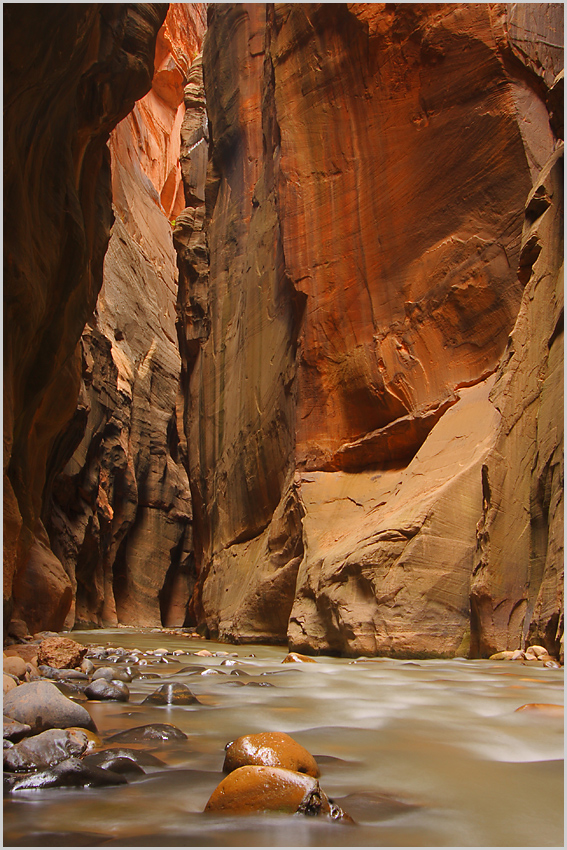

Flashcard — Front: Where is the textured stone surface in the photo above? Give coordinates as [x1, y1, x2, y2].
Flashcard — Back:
[36, 636, 87, 670]
[45, 5, 206, 629]
[470, 144, 564, 661]
[3, 680, 96, 734]
[176, 3, 562, 655]
[3, 3, 168, 632]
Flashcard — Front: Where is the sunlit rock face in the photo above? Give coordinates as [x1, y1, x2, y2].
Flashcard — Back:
[4, 4, 168, 632]
[178, 3, 563, 655]
[43, 4, 207, 629]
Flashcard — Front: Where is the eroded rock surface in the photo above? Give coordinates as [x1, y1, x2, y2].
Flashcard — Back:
[4, 3, 169, 632]
[176, 3, 563, 656]
[44, 5, 207, 629]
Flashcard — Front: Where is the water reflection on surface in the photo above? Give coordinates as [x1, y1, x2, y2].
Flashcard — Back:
[3, 629, 564, 847]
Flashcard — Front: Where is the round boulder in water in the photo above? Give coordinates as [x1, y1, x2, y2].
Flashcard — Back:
[106, 723, 187, 743]
[142, 683, 199, 705]
[3, 680, 97, 733]
[205, 765, 350, 820]
[84, 679, 129, 702]
[3, 728, 89, 772]
[92, 666, 132, 683]
[4, 756, 127, 792]
[223, 732, 320, 777]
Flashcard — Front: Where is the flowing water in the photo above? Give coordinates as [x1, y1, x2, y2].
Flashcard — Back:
[4, 629, 564, 847]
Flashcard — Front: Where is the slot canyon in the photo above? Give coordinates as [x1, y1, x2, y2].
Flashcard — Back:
[2, 3, 564, 844]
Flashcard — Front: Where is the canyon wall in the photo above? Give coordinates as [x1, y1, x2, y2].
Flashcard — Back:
[177, 3, 563, 656]
[4, 4, 169, 633]
[44, 5, 207, 630]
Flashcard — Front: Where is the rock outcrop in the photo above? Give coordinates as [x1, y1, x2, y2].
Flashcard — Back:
[44, 5, 207, 629]
[176, 3, 563, 655]
[4, 4, 169, 631]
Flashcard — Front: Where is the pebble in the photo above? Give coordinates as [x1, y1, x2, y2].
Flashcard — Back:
[194, 649, 213, 657]
[282, 652, 318, 664]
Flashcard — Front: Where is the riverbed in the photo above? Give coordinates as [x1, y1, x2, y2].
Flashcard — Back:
[4, 628, 564, 847]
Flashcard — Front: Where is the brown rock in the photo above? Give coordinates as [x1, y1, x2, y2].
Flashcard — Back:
[7, 619, 30, 641]
[37, 637, 87, 670]
[3, 680, 96, 734]
[3, 645, 38, 665]
[44, 5, 206, 630]
[3, 675, 19, 695]
[3, 657, 27, 680]
[205, 765, 331, 817]
[515, 704, 564, 718]
[3, 3, 169, 633]
[223, 733, 320, 777]
[176, 3, 561, 656]
[470, 146, 564, 661]
[282, 652, 317, 664]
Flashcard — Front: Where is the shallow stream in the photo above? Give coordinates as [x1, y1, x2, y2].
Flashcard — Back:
[4, 629, 564, 847]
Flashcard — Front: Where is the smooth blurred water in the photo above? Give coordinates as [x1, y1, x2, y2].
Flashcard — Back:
[3, 629, 564, 847]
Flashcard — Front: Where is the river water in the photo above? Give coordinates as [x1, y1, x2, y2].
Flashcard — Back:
[4, 629, 564, 847]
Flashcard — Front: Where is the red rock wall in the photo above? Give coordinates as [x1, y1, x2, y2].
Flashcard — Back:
[4, 4, 168, 634]
[177, 3, 563, 656]
[45, 4, 207, 629]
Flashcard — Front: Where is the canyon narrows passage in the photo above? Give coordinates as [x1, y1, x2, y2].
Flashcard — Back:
[2, 3, 564, 847]
[4, 2, 563, 661]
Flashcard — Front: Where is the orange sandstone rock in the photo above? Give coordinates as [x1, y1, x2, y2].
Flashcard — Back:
[223, 732, 320, 777]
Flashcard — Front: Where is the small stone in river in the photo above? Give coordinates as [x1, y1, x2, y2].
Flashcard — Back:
[201, 668, 223, 676]
[3, 656, 27, 680]
[4, 756, 127, 792]
[142, 683, 199, 705]
[194, 649, 213, 657]
[90, 747, 165, 767]
[82, 752, 145, 777]
[3, 680, 97, 733]
[282, 652, 318, 664]
[3, 728, 89, 772]
[515, 703, 564, 717]
[205, 765, 351, 820]
[65, 727, 102, 751]
[489, 651, 516, 661]
[92, 666, 132, 683]
[37, 636, 87, 670]
[81, 658, 95, 676]
[106, 723, 187, 743]
[84, 679, 130, 702]
[223, 732, 320, 777]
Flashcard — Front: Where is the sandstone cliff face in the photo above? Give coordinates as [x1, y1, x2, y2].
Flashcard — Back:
[4, 4, 168, 633]
[177, 3, 563, 655]
[45, 5, 207, 629]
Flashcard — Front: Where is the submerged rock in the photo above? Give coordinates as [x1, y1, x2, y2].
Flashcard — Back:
[81, 752, 145, 777]
[142, 683, 199, 705]
[515, 703, 564, 717]
[106, 723, 187, 743]
[282, 653, 317, 664]
[223, 732, 320, 777]
[3, 680, 96, 733]
[4, 757, 127, 792]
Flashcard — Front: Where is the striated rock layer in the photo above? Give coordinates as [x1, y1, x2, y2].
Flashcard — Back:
[44, 5, 207, 629]
[177, 3, 563, 655]
[4, 4, 169, 633]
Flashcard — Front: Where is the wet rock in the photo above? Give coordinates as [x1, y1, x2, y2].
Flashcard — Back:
[3, 717, 31, 743]
[37, 637, 87, 670]
[3, 680, 97, 733]
[4, 757, 127, 792]
[3, 656, 27, 680]
[201, 668, 223, 676]
[81, 752, 145, 777]
[92, 666, 132, 683]
[81, 659, 95, 676]
[65, 727, 102, 752]
[93, 747, 165, 768]
[174, 665, 203, 675]
[205, 765, 350, 820]
[106, 723, 187, 743]
[515, 703, 564, 717]
[38, 665, 88, 680]
[223, 733, 320, 777]
[282, 652, 317, 664]
[84, 679, 130, 702]
[3, 728, 89, 771]
[194, 649, 213, 657]
[142, 683, 199, 705]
